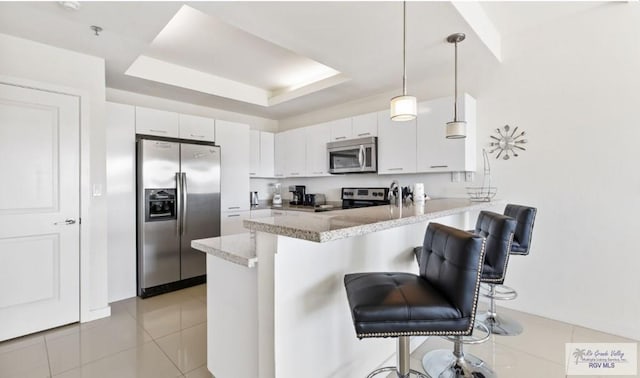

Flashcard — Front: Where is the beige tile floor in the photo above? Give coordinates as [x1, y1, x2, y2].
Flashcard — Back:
[1, 284, 638, 378]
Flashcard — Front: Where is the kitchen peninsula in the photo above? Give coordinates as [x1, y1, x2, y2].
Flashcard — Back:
[192, 198, 503, 378]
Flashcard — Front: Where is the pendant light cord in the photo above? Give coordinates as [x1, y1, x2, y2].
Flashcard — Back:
[402, 1, 407, 96]
[454, 39, 458, 122]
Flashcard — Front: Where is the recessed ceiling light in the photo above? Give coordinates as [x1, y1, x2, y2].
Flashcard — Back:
[58, 1, 81, 11]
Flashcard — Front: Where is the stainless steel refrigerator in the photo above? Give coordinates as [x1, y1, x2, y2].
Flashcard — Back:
[136, 136, 220, 297]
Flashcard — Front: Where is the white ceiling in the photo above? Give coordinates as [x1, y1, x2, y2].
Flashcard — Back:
[0, 1, 610, 120]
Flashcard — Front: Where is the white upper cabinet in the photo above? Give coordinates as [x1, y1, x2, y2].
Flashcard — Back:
[249, 130, 260, 177]
[274, 132, 286, 178]
[416, 94, 476, 172]
[179, 114, 215, 142]
[259, 131, 275, 177]
[377, 109, 417, 174]
[329, 118, 353, 142]
[305, 123, 331, 176]
[351, 112, 378, 138]
[282, 128, 306, 177]
[250, 130, 275, 177]
[135, 106, 179, 138]
[216, 120, 250, 212]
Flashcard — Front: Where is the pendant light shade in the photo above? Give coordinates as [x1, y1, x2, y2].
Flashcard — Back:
[390, 95, 417, 121]
[390, 1, 416, 122]
[446, 33, 466, 139]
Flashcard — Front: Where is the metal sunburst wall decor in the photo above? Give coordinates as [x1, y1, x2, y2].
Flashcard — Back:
[489, 124, 527, 160]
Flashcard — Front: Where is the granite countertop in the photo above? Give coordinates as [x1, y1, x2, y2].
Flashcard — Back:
[191, 233, 257, 268]
[243, 198, 504, 243]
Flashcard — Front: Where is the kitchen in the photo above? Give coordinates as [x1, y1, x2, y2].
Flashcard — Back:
[1, 1, 639, 378]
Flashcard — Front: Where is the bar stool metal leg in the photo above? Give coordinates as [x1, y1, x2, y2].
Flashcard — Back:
[366, 336, 428, 378]
[422, 335, 496, 378]
[476, 283, 523, 336]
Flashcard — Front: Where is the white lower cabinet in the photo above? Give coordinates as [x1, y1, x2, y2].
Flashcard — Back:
[377, 109, 417, 174]
[250, 209, 272, 218]
[221, 211, 250, 236]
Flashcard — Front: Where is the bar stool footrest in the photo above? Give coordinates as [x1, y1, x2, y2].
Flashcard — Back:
[366, 366, 429, 378]
[481, 283, 518, 301]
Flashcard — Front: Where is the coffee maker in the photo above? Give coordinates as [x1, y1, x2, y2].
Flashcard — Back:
[288, 185, 306, 205]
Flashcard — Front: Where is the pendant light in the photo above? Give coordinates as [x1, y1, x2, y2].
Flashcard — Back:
[390, 1, 416, 122]
[446, 33, 466, 139]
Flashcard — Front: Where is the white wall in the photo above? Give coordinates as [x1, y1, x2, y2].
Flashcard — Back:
[476, 3, 640, 340]
[274, 3, 640, 340]
[0, 33, 110, 321]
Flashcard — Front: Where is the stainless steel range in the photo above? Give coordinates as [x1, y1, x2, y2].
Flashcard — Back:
[341, 187, 390, 209]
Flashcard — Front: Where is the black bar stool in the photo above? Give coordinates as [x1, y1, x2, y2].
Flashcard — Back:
[344, 223, 486, 378]
[421, 211, 516, 377]
[476, 204, 537, 336]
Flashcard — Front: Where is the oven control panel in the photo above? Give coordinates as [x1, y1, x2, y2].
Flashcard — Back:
[341, 187, 389, 201]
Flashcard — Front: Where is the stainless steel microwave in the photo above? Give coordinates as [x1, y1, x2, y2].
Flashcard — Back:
[327, 136, 377, 174]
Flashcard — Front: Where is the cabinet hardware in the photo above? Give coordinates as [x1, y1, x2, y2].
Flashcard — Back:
[335, 136, 346, 140]
[54, 218, 76, 225]
[313, 171, 323, 174]
[190, 134, 205, 138]
[227, 214, 240, 218]
[430, 165, 448, 168]
[357, 133, 371, 137]
[250, 173, 256, 175]
[387, 168, 403, 171]
[290, 172, 299, 175]
[228, 206, 240, 210]
[150, 129, 167, 134]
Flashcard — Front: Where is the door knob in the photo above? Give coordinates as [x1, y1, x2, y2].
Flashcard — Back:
[54, 219, 76, 225]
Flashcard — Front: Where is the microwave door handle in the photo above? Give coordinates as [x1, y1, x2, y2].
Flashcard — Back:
[358, 145, 365, 170]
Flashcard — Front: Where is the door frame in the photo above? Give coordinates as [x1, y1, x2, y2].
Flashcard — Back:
[0, 75, 110, 324]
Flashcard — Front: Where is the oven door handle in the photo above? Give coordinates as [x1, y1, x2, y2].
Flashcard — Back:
[358, 145, 365, 169]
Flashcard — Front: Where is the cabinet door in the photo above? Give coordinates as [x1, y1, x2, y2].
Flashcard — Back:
[249, 130, 260, 177]
[259, 131, 275, 177]
[377, 110, 417, 174]
[179, 114, 215, 142]
[305, 124, 331, 176]
[274, 133, 286, 178]
[221, 211, 250, 236]
[329, 118, 352, 141]
[135, 106, 179, 138]
[216, 120, 250, 212]
[283, 128, 306, 177]
[416, 95, 476, 172]
[352, 112, 378, 138]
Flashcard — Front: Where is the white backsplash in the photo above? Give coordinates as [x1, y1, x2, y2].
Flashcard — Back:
[251, 172, 475, 202]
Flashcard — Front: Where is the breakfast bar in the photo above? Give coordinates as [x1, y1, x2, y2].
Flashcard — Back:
[192, 199, 504, 378]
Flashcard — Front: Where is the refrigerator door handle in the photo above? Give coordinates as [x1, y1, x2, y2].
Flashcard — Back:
[175, 172, 181, 235]
[181, 172, 187, 235]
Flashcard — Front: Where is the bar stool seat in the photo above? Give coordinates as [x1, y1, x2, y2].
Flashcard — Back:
[344, 223, 486, 378]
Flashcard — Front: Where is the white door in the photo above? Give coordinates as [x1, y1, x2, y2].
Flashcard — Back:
[0, 83, 80, 341]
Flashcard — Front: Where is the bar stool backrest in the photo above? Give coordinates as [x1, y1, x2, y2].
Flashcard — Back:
[504, 204, 537, 255]
[474, 211, 516, 283]
[419, 223, 486, 320]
